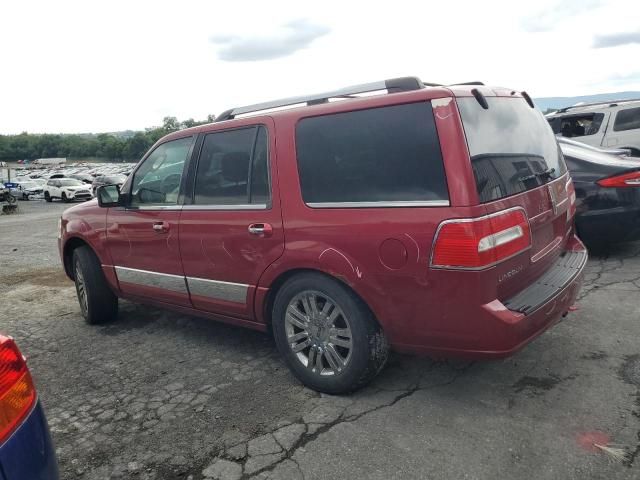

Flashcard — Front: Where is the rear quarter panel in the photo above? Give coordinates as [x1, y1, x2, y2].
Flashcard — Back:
[259, 90, 496, 347]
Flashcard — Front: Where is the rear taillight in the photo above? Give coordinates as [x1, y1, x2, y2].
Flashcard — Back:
[566, 177, 577, 222]
[431, 208, 531, 270]
[597, 170, 640, 188]
[0, 336, 36, 444]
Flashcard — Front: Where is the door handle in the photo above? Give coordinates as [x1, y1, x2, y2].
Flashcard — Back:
[248, 223, 273, 237]
[152, 221, 170, 233]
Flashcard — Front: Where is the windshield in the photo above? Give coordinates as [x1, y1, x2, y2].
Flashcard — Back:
[458, 96, 567, 203]
[59, 179, 83, 186]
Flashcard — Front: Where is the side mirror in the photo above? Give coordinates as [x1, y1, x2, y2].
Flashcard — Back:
[96, 184, 121, 208]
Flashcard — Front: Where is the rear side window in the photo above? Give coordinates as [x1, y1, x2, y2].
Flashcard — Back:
[193, 126, 269, 206]
[613, 107, 640, 132]
[458, 97, 567, 203]
[295, 102, 448, 205]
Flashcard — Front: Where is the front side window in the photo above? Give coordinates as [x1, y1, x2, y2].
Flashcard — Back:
[130, 137, 192, 206]
[613, 107, 640, 132]
[295, 102, 449, 205]
[555, 113, 604, 137]
[193, 126, 270, 206]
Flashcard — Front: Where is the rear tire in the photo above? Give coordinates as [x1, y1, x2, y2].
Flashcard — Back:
[272, 273, 389, 394]
[45, 192, 52, 202]
[72, 246, 118, 324]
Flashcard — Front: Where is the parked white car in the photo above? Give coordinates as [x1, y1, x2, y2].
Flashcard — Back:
[44, 178, 93, 203]
[546, 99, 640, 156]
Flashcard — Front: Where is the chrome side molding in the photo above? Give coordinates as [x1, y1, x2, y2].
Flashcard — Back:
[114, 266, 188, 294]
[186, 277, 248, 304]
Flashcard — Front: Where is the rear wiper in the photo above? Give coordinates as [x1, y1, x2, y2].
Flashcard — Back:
[517, 168, 555, 184]
[536, 167, 555, 180]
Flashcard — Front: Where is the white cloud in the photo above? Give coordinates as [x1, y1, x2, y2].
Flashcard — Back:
[210, 19, 330, 61]
[593, 30, 640, 48]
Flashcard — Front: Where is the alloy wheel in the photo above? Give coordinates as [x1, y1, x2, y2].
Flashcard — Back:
[284, 290, 353, 376]
[74, 260, 88, 316]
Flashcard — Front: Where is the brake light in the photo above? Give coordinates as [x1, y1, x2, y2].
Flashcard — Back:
[566, 178, 577, 221]
[0, 336, 36, 444]
[597, 170, 640, 188]
[431, 208, 531, 269]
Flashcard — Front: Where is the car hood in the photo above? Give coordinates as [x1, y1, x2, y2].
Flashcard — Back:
[63, 185, 90, 191]
[62, 198, 100, 218]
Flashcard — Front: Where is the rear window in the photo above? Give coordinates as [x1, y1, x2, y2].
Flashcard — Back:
[458, 97, 567, 203]
[613, 107, 640, 132]
[295, 102, 448, 206]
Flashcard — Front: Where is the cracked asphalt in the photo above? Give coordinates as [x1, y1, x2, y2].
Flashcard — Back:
[1, 201, 639, 479]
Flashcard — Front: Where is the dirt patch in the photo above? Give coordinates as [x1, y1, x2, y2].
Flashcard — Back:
[581, 351, 608, 360]
[620, 355, 640, 386]
[513, 375, 561, 395]
[1, 267, 71, 288]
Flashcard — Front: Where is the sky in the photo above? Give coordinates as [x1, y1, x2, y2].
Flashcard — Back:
[1, 0, 639, 134]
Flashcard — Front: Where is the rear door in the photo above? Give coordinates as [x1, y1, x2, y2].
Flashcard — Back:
[457, 95, 572, 298]
[609, 106, 640, 150]
[179, 121, 284, 320]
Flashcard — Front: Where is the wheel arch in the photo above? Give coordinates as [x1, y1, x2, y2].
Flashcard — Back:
[259, 268, 382, 335]
[62, 236, 91, 280]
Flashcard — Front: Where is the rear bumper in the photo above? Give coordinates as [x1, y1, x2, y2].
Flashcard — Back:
[393, 235, 587, 359]
[577, 205, 640, 244]
[0, 400, 59, 480]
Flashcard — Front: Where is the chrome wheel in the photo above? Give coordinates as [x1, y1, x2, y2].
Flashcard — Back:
[75, 260, 88, 316]
[285, 290, 353, 376]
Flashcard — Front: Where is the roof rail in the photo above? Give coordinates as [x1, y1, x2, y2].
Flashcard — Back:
[556, 97, 640, 113]
[215, 76, 425, 122]
[450, 81, 485, 86]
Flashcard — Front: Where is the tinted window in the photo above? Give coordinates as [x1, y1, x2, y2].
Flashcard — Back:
[554, 113, 604, 137]
[193, 126, 270, 205]
[59, 179, 83, 186]
[130, 136, 192, 206]
[613, 107, 640, 132]
[295, 102, 448, 205]
[458, 97, 567, 203]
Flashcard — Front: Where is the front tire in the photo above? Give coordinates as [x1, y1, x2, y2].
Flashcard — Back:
[72, 246, 118, 324]
[45, 192, 52, 202]
[61, 192, 69, 203]
[272, 273, 389, 394]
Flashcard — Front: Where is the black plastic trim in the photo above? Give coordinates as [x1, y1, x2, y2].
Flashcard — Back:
[503, 249, 587, 314]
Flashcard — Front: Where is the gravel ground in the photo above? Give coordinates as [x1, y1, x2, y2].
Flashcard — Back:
[1, 201, 639, 480]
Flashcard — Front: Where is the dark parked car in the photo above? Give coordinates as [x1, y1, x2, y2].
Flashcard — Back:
[59, 77, 587, 393]
[91, 174, 126, 195]
[69, 173, 94, 185]
[561, 140, 640, 247]
[0, 335, 59, 479]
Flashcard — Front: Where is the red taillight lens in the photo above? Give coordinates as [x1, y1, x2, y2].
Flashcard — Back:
[431, 208, 531, 269]
[597, 170, 640, 188]
[0, 336, 36, 443]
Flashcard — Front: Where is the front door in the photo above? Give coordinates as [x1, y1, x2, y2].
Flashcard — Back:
[179, 123, 284, 320]
[106, 136, 194, 306]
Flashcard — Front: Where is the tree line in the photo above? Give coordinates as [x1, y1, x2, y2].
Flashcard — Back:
[0, 116, 215, 162]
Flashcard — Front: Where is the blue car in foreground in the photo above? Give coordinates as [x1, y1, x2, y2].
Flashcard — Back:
[0, 335, 58, 480]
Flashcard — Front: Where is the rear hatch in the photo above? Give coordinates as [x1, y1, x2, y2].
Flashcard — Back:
[456, 93, 573, 300]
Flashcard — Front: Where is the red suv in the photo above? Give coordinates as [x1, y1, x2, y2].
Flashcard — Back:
[59, 77, 587, 393]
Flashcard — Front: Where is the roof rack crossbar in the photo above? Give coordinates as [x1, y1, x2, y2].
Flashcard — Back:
[216, 76, 425, 122]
